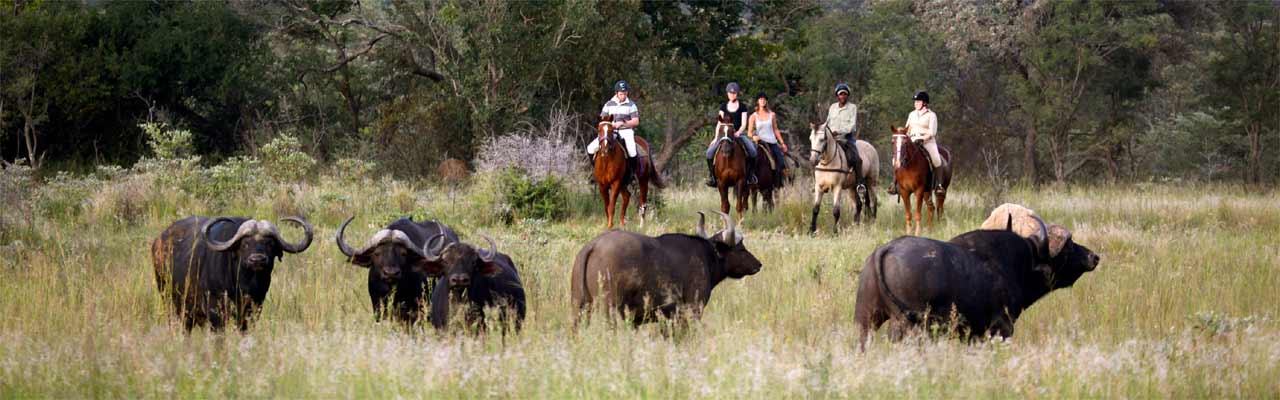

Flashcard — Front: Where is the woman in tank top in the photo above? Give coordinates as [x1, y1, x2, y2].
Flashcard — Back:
[748, 92, 788, 183]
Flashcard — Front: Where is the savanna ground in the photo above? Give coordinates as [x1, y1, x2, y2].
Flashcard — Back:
[1, 171, 1277, 398]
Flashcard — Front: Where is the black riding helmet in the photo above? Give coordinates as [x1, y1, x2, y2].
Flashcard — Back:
[835, 82, 850, 96]
[756, 92, 768, 101]
[614, 80, 629, 92]
[913, 91, 929, 103]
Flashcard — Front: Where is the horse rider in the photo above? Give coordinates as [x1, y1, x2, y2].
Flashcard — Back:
[826, 83, 861, 184]
[747, 92, 788, 184]
[889, 91, 947, 195]
[587, 80, 641, 182]
[705, 82, 758, 187]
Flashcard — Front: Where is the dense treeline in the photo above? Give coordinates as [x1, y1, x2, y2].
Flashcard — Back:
[1, 0, 1276, 185]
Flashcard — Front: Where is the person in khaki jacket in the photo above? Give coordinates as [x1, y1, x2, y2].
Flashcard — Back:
[825, 83, 861, 184]
[889, 91, 948, 195]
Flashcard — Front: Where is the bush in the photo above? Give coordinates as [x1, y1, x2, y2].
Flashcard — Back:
[332, 158, 378, 184]
[260, 133, 317, 183]
[0, 161, 36, 243]
[496, 167, 568, 222]
[475, 109, 585, 181]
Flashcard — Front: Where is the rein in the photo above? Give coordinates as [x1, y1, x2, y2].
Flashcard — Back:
[811, 125, 847, 174]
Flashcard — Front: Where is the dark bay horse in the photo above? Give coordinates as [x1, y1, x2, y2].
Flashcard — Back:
[594, 116, 662, 229]
[711, 116, 749, 221]
[891, 126, 951, 235]
[748, 139, 781, 212]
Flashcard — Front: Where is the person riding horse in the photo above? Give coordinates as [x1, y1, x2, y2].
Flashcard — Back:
[747, 92, 788, 184]
[826, 83, 862, 187]
[705, 82, 758, 187]
[588, 80, 642, 183]
[888, 91, 948, 195]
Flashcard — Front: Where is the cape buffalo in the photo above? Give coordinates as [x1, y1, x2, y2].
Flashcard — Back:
[151, 216, 314, 331]
[571, 211, 762, 326]
[419, 234, 526, 332]
[854, 213, 1099, 348]
[336, 216, 459, 324]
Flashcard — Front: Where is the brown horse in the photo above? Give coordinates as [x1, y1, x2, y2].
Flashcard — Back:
[711, 116, 750, 221]
[748, 139, 782, 212]
[890, 126, 951, 235]
[594, 116, 662, 229]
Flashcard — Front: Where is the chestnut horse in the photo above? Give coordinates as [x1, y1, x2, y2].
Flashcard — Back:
[711, 116, 749, 221]
[890, 126, 951, 235]
[593, 116, 662, 229]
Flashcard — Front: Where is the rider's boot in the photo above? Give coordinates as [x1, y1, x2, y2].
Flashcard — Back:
[626, 156, 638, 185]
[934, 161, 949, 195]
[705, 158, 718, 187]
[746, 156, 758, 185]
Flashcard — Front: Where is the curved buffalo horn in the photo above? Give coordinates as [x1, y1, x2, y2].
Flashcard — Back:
[270, 216, 314, 254]
[336, 216, 360, 257]
[204, 217, 252, 252]
[422, 233, 446, 262]
[1029, 215, 1050, 260]
[477, 234, 498, 263]
[696, 211, 709, 239]
[714, 211, 736, 244]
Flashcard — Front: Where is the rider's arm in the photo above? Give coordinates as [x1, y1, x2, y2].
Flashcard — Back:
[737, 111, 748, 136]
[922, 112, 936, 141]
[775, 114, 788, 149]
[747, 113, 757, 140]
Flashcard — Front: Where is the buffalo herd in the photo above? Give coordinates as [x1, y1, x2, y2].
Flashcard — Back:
[150, 203, 1097, 346]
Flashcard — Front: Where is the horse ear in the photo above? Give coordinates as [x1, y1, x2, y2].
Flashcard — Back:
[601, 115, 613, 122]
[809, 122, 816, 130]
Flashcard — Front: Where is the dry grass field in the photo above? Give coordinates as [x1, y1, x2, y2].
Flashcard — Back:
[1, 173, 1277, 398]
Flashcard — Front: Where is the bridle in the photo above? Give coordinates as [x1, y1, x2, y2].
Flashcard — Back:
[892, 134, 910, 168]
[596, 122, 619, 158]
[811, 125, 848, 174]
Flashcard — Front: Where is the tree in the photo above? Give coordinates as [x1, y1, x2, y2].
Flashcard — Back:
[1206, 1, 1279, 186]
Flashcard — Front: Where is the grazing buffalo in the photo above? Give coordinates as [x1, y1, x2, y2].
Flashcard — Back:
[854, 212, 1099, 348]
[420, 234, 526, 332]
[336, 216, 459, 324]
[151, 216, 314, 331]
[571, 211, 762, 326]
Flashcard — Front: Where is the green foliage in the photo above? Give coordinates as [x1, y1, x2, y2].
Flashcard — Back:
[496, 168, 569, 222]
[141, 123, 195, 161]
[260, 134, 317, 183]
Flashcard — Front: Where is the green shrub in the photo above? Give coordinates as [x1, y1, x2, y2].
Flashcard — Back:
[332, 158, 378, 184]
[497, 167, 568, 222]
[141, 122, 195, 160]
[260, 134, 317, 183]
[36, 171, 101, 220]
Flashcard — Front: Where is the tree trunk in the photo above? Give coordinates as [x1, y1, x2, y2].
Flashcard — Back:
[1247, 120, 1261, 185]
[653, 115, 710, 174]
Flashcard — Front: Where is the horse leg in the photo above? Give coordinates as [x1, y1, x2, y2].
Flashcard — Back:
[719, 184, 731, 215]
[913, 191, 926, 236]
[936, 193, 945, 220]
[637, 179, 649, 227]
[832, 186, 843, 233]
[619, 186, 631, 227]
[810, 184, 824, 234]
[735, 183, 746, 222]
[901, 192, 912, 235]
[924, 193, 936, 230]
[598, 184, 612, 229]
[608, 183, 622, 229]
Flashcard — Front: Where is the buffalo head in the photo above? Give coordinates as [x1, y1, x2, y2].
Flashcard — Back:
[696, 211, 762, 278]
[201, 217, 314, 271]
[336, 216, 437, 284]
[420, 234, 502, 294]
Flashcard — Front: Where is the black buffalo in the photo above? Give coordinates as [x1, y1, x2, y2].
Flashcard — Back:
[571, 211, 762, 326]
[151, 216, 314, 331]
[420, 234, 527, 332]
[336, 216, 459, 324]
[854, 215, 1099, 348]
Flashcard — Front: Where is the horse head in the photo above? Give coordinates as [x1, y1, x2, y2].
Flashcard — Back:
[890, 125, 910, 169]
[597, 115, 619, 156]
[714, 114, 735, 143]
[808, 122, 839, 166]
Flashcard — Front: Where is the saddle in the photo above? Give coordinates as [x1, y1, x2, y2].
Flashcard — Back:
[712, 135, 746, 169]
[755, 139, 778, 171]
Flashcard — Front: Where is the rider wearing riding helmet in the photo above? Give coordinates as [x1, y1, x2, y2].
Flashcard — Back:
[705, 82, 758, 187]
[826, 82, 861, 181]
[748, 92, 788, 183]
[888, 91, 946, 195]
[589, 80, 641, 180]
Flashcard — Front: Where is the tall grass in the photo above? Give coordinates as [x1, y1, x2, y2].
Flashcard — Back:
[1, 172, 1276, 398]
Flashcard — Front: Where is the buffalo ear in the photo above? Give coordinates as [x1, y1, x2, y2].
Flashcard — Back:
[349, 254, 372, 268]
[1047, 224, 1072, 258]
[416, 259, 446, 277]
[479, 261, 502, 277]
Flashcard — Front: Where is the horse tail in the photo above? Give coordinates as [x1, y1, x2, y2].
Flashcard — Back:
[649, 161, 667, 188]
